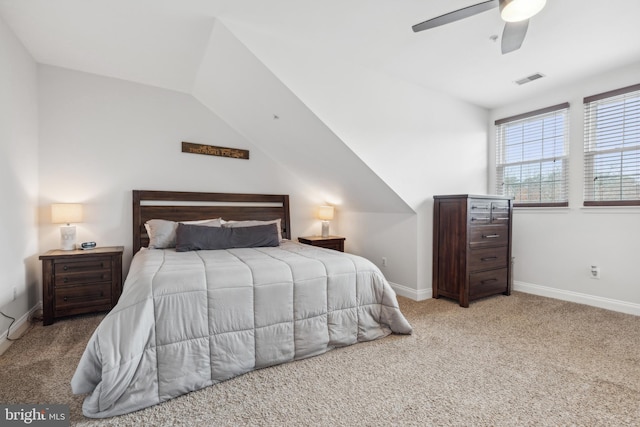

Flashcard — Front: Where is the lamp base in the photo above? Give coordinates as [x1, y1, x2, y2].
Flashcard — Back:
[321, 221, 330, 238]
[60, 225, 77, 250]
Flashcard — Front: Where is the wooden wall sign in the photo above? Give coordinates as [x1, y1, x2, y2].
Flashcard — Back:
[182, 141, 249, 160]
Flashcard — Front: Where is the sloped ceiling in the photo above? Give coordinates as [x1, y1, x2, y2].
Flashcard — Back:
[1, 0, 639, 212]
[192, 20, 414, 213]
[2, 0, 639, 108]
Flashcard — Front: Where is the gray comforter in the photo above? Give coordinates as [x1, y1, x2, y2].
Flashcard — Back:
[71, 241, 412, 418]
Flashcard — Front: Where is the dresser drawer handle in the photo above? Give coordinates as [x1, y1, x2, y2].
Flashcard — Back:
[63, 265, 68, 271]
[63, 291, 104, 302]
[63, 278, 68, 283]
[472, 204, 490, 210]
[471, 217, 489, 222]
[481, 257, 498, 261]
[482, 234, 500, 239]
[492, 217, 509, 221]
[480, 278, 498, 285]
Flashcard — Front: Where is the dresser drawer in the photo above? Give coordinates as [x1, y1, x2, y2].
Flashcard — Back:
[55, 282, 112, 311]
[469, 225, 509, 248]
[469, 213, 491, 224]
[469, 268, 508, 298]
[491, 201, 510, 224]
[469, 246, 508, 271]
[469, 199, 492, 224]
[54, 257, 111, 275]
[470, 200, 510, 225]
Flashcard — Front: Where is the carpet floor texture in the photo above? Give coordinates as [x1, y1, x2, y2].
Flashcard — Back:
[1, 291, 639, 426]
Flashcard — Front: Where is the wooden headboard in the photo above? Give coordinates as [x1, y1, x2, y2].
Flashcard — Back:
[132, 190, 291, 253]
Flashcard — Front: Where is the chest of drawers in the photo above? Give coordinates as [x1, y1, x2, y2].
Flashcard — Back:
[40, 246, 123, 325]
[432, 195, 513, 307]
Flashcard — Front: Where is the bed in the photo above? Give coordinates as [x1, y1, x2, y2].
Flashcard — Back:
[71, 190, 413, 418]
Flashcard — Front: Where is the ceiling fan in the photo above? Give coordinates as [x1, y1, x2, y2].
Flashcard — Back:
[412, 0, 547, 54]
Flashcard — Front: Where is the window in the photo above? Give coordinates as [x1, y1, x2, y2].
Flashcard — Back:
[584, 84, 640, 206]
[495, 103, 570, 207]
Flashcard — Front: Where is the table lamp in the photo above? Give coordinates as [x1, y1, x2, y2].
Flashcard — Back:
[51, 203, 83, 250]
[318, 205, 334, 238]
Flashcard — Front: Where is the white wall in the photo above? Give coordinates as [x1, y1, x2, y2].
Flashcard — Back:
[195, 21, 489, 297]
[490, 62, 640, 314]
[37, 65, 308, 274]
[0, 15, 39, 343]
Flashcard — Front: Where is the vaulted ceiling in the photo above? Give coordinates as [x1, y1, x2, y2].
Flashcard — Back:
[3, 0, 640, 216]
[2, 0, 639, 109]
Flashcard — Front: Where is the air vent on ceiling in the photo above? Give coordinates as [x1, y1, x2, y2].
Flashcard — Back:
[515, 73, 545, 85]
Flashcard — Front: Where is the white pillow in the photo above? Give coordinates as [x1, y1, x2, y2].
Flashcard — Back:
[222, 218, 283, 242]
[145, 218, 222, 249]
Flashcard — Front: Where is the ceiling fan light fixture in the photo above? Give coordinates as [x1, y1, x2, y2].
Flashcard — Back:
[500, 0, 546, 22]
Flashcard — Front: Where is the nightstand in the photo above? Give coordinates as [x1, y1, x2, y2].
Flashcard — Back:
[298, 236, 345, 252]
[40, 246, 124, 325]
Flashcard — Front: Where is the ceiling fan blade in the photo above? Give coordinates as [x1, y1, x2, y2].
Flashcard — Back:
[412, 0, 499, 33]
[501, 20, 529, 54]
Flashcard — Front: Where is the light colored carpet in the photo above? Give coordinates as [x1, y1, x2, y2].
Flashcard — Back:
[1, 292, 639, 426]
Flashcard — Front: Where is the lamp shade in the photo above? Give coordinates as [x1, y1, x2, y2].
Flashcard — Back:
[500, 0, 546, 22]
[51, 203, 83, 224]
[318, 205, 334, 221]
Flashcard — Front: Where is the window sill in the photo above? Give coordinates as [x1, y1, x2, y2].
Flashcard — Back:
[512, 205, 640, 214]
[581, 205, 640, 214]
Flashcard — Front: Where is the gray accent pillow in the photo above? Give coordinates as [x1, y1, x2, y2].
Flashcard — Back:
[222, 218, 284, 241]
[175, 223, 280, 252]
[145, 218, 222, 249]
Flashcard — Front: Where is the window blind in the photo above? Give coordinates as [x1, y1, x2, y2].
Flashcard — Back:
[584, 84, 640, 206]
[495, 103, 570, 207]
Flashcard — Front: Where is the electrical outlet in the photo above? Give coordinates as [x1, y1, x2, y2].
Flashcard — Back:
[382, 257, 388, 267]
[590, 265, 600, 279]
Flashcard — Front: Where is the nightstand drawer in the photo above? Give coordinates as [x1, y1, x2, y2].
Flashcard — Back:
[54, 257, 111, 275]
[40, 246, 123, 325]
[317, 241, 344, 251]
[55, 270, 112, 286]
[55, 282, 112, 311]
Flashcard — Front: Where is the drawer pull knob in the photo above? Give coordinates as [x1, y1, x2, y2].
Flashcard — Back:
[63, 278, 68, 283]
[482, 234, 500, 239]
[63, 265, 68, 271]
[481, 278, 498, 284]
[481, 257, 498, 261]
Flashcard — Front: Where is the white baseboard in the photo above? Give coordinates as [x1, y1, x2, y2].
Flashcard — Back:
[0, 303, 42, 356]
[390, 280, 640, 316]
[514, 281, 640, 316]
[390, 282, 431, 301]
